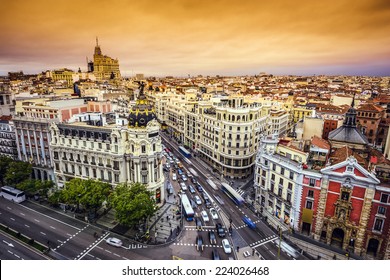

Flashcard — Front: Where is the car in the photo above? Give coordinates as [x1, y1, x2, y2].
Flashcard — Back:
[177, 169, 184, 175]
[242, 216, 256, 229]
[211, 249, 221, 260]
[209, 231, 217, 245]
[106, 237, 123, 247]
[196, 183, 204, 192]
[194, 195, 202, 205]
[172, 173, 177, 181]
[201, 210, 209, 222]
[204, 197, 212, 208]
[180, 182, 187, 191]
[191, 177, 197, 184]
[188, 185, 196, 194]
[221, 239, 232, 254]
[195, 217, 203, 231]
[210, 208, 218, 220]
[216, 223, 226, 237]
[170, 160, 174, 165]
[196, 235, 204, 252]
[181, 174, 188, 181]
[166, 163, 170, 169]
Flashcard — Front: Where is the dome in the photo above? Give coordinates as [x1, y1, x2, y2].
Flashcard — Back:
[128, 82, 157, 128]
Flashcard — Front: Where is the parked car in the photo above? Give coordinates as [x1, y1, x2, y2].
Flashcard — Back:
[177, 169, 184, 175]
[172, 173, 177, 181]
[201, 210, 209, 222]
[210, 208, 218, 220]
[188, 185, 196, 194]
[216, 223, 226, 237]
[211, 249, 221, 260]
[194, 195, 202, 205]
[204, 197, 212, 208]
[242, 216, 256, 229]
[181, 174, 188, 181]
[221, 239, 232, 254]
[209, 231, 217, 245]
[106, 237, 123, 247]
[191, 177, 197, 184]
[196, 235, 204, 252]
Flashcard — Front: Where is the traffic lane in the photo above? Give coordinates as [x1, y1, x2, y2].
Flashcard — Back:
[0, 201, 82, 249]
[22, 199, 90, 229]
[0, 232, 48, 260]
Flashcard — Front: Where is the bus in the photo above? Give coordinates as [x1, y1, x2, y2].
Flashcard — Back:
[178, 146, 192, 159]
[221, 182, 244, 206]
[181, 194, 195, 221]
[0, 186, 26, 203]
[207, 179, 219, 191]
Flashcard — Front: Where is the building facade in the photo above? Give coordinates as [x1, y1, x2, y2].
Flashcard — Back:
[92, 38, 121, 81]
[0, 116, 18, 159]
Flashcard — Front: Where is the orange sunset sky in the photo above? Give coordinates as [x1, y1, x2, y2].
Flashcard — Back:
[1, 0, 389, 77]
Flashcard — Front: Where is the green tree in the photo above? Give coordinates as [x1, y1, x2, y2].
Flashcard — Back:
[59, 178, 111, 215]
[5, 161, 32, 186]
[17, 179, 54, 198]
[0, 156, 13, 185]
[109, 183, 156, 227]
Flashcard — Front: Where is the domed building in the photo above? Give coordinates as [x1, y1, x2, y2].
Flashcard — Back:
[128, 83, 157, 128]
[122, 82, 164, 203]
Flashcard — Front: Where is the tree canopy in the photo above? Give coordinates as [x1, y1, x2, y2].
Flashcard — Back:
[0, 156, 13, 185]
[17, 179, 54, 198]
[5, 161, 32, 186]
[59, 178, 111, 214]
[109, 182, 156, 227]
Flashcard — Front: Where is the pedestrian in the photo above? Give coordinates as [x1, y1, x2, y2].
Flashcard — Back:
[170, 228, 173, 235]
[333, 254, 337, 260]
[169, 222, 172, 227]
[236, 246, 240, 252]
[252, 248, 255, 256]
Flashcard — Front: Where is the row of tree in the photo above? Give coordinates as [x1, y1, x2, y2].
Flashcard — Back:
[49, 179, 157, 227]
[0, 155, 157, 228]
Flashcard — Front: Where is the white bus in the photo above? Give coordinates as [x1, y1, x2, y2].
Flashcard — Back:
[0, 186, 26, 203]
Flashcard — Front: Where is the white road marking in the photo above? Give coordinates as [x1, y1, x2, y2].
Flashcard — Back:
[20, 212, 25, 216]
[25, 224, 30, 228]
[50, 226, 56, 230]
[10, 218, 15, 221]
[40, 232, 46, 236]
[270, 251, 276, 257]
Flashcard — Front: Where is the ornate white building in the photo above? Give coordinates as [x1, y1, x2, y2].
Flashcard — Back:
[50, 84, 165, 203]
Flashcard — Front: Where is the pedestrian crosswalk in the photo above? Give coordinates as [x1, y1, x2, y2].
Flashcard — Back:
[249, 235, 278, 248]
[173, 242, 222, 248]
[128, 243, 148, 249]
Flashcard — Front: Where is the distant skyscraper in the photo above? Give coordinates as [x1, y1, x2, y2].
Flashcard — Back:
[92, 38, 121, 81]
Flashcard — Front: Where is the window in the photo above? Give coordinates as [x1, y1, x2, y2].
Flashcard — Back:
[272, 164, 276, 171]
[308, 190, 314, 198]
[289, 172, 294, 180]
[287, 193, 291, 203]
[346, 166, 354, 172]
[374, 219, 383, 232]
[262, 170, 266, 176]
[278, 188, 282, 196]
[141, 145, 146, 153]
[380, 194, 388, 203]
[271, 174, 275, 181]
[280, 168, 285, 175]
[288, 182, 293, 190]
[378, 206, 386, 215]
[309, 178, 315, 187]
[279, 178, 283, 186]
[306, 201, 313, 209]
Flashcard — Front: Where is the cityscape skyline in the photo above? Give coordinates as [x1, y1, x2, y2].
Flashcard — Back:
[1, 0, 390, 77]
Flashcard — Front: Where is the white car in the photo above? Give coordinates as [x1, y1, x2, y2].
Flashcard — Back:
[210, 208, 218, 220]
[106, 237, 123, 247]
[222, 239, 232, 254]
[194, 195, 202, 205]
[172, 173, 177, 181]
[201, 210, 209, 222]
[180, 182, 187, 191]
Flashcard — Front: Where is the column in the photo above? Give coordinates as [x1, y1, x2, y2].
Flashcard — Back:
[314, 175, 329, 241]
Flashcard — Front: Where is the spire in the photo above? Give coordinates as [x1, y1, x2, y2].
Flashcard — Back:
[351, 93, 355, 108]
[96, 36, 99, 46]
